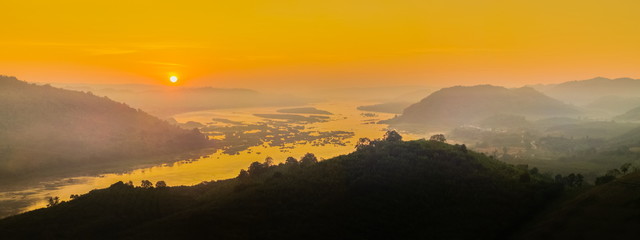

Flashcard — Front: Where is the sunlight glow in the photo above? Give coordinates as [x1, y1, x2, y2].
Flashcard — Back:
[169, 76, 178, 83]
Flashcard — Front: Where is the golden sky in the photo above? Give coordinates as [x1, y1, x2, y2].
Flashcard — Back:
[1, 0, 639, 88]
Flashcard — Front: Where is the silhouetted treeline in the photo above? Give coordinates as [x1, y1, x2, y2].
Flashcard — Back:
[0, 132, 563, 239]
[0, 76, 211, 178]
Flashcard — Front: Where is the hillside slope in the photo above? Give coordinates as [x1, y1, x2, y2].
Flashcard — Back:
[614, 105, 640, 121]
[386, 85, 579, 130]
[0, 76, 210, 179]
[516, 172, 640, 240]
[0, 136, 561, 239]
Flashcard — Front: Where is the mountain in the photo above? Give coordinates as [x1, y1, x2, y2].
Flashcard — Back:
[0, 136, 562, 239]
[385, 85, 579, 130]
[50, 83, 312, 116]
[515, 172, 640, 240]
[0, 76, 211, 180]
[531, 77, 640, 106]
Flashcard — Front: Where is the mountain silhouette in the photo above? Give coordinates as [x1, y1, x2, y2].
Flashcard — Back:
[385, 85, 579, 130]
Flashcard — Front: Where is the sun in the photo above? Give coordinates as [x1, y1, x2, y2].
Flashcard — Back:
[169, 76, 178, 83]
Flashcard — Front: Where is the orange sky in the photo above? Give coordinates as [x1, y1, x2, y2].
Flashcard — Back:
[1, 0, 639, 89]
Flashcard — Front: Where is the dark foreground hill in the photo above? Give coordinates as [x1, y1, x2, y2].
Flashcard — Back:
[385, 85, 579, 131]
[0, 136, 562, 239]
[0, 76, 210, 179]
[515, 172, 640, 240]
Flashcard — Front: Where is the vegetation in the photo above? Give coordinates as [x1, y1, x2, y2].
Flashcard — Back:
[200, 119, 354, 155]
[0, 132, 563, 239]
[594, 162, 636, 185]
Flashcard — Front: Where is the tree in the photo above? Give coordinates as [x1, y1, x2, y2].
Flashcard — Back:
[575, 174, 584, 187]
[519, 173, 531, 183]
[596, 175, 616, 185]
[607, 169, 622, 177]
[263, 156, 274, 167]
[248, 161, 267, 176]
[141, 180, 153, 188]
[554, 174, 563, 184]
[155, 181, 167, 188]
[238, 169, 250, 181]
[300, 153, 318, 167]
[565, 173, 577, 187]
[285, 157, 298, 166]
[383, 130, 403, 142]
[429, 134, 446, 142]
[356, 137, 372, 150]
[459, 144, 468, 153]
[70, 194, 80, 200]
[46, 196, 60, 207]
[620, 162, 632, 175]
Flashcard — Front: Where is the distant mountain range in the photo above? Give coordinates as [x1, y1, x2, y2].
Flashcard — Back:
[530, 77, 640, 106]
[50, 83, 312, 116]
[0, 76, 211, 180]
[384, 85, 579, 130]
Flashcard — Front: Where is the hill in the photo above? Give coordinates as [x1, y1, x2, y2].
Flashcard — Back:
[0, 135, 562, 239]
[0, 76, 211, 180]
[515, 172, 640, 240]
[385, 85, 579, 130]
[605, 125, 640, 151]
[614, 105, 640, 121]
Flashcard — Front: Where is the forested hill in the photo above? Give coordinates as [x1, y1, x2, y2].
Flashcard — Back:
[0, 76, 210, 179]
[0, 133, 563, 239]
[516, 171, 640, 240]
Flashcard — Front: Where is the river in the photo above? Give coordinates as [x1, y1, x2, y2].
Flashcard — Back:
[0, 102, 425, 218]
